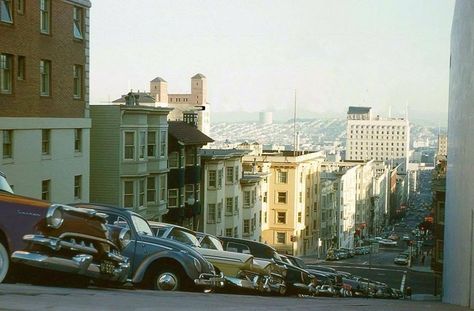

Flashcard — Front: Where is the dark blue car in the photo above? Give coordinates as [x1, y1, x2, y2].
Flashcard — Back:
[72, 203, 224, 291]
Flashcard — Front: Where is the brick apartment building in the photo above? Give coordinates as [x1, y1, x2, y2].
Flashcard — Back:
[0, 0, 91, 202]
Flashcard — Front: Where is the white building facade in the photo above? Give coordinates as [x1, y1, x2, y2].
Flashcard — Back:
[443, 0, 474, 308]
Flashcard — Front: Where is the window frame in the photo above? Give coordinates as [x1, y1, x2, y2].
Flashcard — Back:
[39, 59, 51, 96]
[208, 170, 216, 188]
[41, 129, 51, 155]
[276, 232, 286, 244]
[123, 180, 135, 209]
[74, 128, 82, 153]
[73, 6, 83, 40]
[147, 176, 156, 204]
[277, 191, 287, 204]
[159, 175, 167, 203]
[167, 188, 178, 208]
[207, 203, 216, 224]
[0, 0, 13, 23]
[2, 130, 13, 159]
[277, 211, 286, 224]
[277, 170, 288, 184]
[41, 179, 51, 201]
[0, 53, 13, 94]
[123, 131, 135, 160]
[74, 175, 82, 200]
[147, 131, 156, 158]
[73, 64, 83, 99]
[226, 166, 234, 184]
[40, 0, 51, 34]
[17, 55, 25, 81]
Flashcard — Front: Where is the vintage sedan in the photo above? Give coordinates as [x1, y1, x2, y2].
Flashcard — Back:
[0, 172, 129, 285]
[72, 203, 224, 291]
[150, 222, 285, 294]
[220, 236, 317, 296]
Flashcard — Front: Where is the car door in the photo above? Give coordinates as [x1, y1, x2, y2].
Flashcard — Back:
[104, 213, 140, 272]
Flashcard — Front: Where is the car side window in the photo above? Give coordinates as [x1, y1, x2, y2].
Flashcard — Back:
[226, 242, 251, 254]
[104, 214, 130, 229]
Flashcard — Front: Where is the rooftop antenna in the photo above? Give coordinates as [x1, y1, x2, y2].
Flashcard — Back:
[293, 89, 297, 156]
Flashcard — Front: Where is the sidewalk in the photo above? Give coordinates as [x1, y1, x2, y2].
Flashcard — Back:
[410, 254, 434, 273]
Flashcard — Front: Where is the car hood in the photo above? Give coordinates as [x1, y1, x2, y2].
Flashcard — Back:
[140, 234, 205, 260]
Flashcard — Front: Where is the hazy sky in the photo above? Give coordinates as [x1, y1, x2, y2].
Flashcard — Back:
[90, 0, 454, 122]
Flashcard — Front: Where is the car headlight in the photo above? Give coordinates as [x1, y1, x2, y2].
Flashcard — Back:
[118, 228, 132, 249]
[193, 257, 202, 273]
[46, 204, 64, 229]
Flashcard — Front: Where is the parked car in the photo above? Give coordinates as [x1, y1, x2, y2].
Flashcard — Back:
[0, 172, 129, 285]
[219, 236, 317, 296]
[149, 222, 285, 293]
[378, 239, 398, 246]
[393, 254, 409, 265]
[339, 248, 355, 258]
[71, 203, 224, 291]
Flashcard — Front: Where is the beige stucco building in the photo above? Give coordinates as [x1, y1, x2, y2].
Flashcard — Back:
[242, 149, 325, 256]
[149, 74, 211, 136]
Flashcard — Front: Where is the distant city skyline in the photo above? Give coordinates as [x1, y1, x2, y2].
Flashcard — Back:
[90, 0, 454, 125]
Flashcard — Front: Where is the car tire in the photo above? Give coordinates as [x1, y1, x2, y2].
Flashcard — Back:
[152, 265, 184, 291]
[0, 242, 10, 283]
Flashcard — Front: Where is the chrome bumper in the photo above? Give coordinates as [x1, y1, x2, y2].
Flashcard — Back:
[194, 272, 225, 288]
[292, 282, 318, 295]
[225, 274, 271, 292]
[11, 235, 130, 282]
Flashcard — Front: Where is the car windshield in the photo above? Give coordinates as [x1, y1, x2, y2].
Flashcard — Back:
[131, 215, 153, 236]
[0, 174, 13, 194]
[169, 228, 201, 247]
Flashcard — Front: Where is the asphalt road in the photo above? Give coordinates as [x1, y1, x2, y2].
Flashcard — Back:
[304, 245, 435, 295]
[0, 283, 469, 311]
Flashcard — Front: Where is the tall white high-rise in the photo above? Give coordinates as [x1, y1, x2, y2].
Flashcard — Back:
[345, 106, 410, 174]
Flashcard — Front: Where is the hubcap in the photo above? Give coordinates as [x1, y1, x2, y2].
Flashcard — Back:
[157, 272, 178, 291]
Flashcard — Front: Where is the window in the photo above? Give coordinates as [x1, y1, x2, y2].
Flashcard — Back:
[160, 130, 166, 157]
[243, 191, 251, 208]
[217, 169, 223, 188]
[138, 179, 145, 207]
[41, 179, 51, 201]
[0, 54, 12, 94]
[185, 149, 194, 166]
[225, 197, 233, 215]
[147, 176, 156, 203]
[2, 130, 12, 159]
[40, 0, 50, 34]
[207, 203, 216, 223]
[40, 60, 51, 96]
[226, 167, 234, 183]
[234, 166, 239, 182]
[233, 226, 238, 238]
[225, 228, 232, 237]
[234, 196, 239, 215]
[124, 132, 135, 160]
[16, 0, 23, 14]
[123, 181, 134, 208]
[0, 0, 12, 23]
[73, 6, 83, 39]
[297, 211, 302, 223]
[299, 191, 302, 203]
[147, 131, 156, 157]
[165, 188, 177, 208]
[73, 65, 82, 99]
[159, 175, 166, 202]
[263, 191, 267, 203]
[138, 131, 146, 160]
[277, 191, 287, 204]
[74, 175, 81, 200]
[185, 184, 194, 204]
[74, 128, 82, 152]
[41, 129, 50, 155]
[217, 202, 222, 223]
[243, 219, 250, 234]
[208, 170, 216, 188]
[169, 151, 178, 168]
[277, 212, 286, 224]
[276, 232, 286, 244]
[17, 56, 25, 80]
[264, 211, 267, 223]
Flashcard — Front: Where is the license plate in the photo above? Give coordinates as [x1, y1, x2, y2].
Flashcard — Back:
[100, 260, 115, 274]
